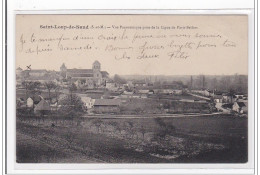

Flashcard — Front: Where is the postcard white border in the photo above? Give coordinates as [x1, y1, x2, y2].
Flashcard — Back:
[6, 8, 255, 175]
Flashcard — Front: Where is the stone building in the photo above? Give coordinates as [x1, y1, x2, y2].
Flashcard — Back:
[60, 61, 109, 88]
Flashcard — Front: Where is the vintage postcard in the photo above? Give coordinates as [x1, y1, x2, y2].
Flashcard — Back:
[15, 15, 248, 164]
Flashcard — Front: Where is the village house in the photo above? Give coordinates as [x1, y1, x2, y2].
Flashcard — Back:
[26, 95, 41, 108]
[84, 90, 104, 99]
[148, 89, 155, 95]
[191, 89, 205, 95]
[138, 89, 150, 94]
[222, 93, 236, 103]
[24, 69, 48, 77]
[213, 95, 223, 103]
[105, 80, 118, 91]
[26, 97, 34, 108]
[140, 94, 148, 98]
[204, 90, 210, 97]
[221, 103, 233, 112]
[172, 89, 183, 95]
[16, 67, 23, 78]
[126, 80, 134, 88]
[120, 94, 140, 99]
[234, 94, 248, 102]
[34, 99, 51, 114]
[161, 81, 183, 89]
[133, 80, 147, 88]
[93, 99, 121, 114]
[161, 89, 174, 94]
[232, 102, 248, 114]
[235, 94, 244, 99]
[50, 102, 59, 111]
[209, 90, 215, 97]
[77, 94, 95, 109]
[123, 90, 134, 95]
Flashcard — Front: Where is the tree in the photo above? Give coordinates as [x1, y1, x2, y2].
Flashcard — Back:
[22, 81, 42, 108]
[60, 94, 83, 111]
[58, 94, 84, 120]
[78, 79, 86, 91]
[189, 76, 193, 90]
[54, 85, 61, 104]
[114, 74, 127, 84]
[92, 119, 103, 133]
[124, 121, 135, 138]
[228, 88, 236, 103]
[81, 79, 86, 85]
[198, 75, 206, 89]
[139, 125, 146, 140]
[44, 81, 57, 102]
[21, 81, 30, 100]
[68, 83, 77, 105]
[202, 75, 206, 89]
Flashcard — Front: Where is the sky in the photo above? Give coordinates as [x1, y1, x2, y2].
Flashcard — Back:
[16, 15, 248, 76]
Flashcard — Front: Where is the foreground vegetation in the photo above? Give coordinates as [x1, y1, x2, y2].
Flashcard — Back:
[16, 114, 247, 163]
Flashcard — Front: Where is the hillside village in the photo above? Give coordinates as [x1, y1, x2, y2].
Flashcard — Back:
[16, 61, 248, 117]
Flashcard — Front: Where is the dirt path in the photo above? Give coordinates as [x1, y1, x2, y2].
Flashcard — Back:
[83, 112, 223, 119]
[187, 92, 211, 100]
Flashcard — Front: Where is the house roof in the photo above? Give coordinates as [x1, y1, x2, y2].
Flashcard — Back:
[16, 89, 41, 102]
[106, 79, 115, 83]
[85, 93, 103, 99]
[79, 96, 92, 103]
[94, 99, 121, 106]
[133, 80, 146, 84]
[16, 67, 23, 71]
[222, 103, 233, 109]
[29, 69, 48, 73]
[236, 102, 246, 107]
[213, 95, 222, 99]
[77, 93, 91, 98]
[34, 100, 51, 111]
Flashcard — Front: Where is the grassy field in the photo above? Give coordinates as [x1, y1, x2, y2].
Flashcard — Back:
[119, 96, 212, 114]
[16, 115, 247, 163]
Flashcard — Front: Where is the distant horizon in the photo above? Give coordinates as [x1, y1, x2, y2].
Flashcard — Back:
[16, 66, 248, 77]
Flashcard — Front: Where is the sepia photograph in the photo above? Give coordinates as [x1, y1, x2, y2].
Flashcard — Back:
[15, 15, 248, 164]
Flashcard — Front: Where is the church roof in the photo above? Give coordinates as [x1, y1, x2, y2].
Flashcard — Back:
[70, 73, 93, 77]
[67, 69, 93, 74]
[93, 60, 101, 65]
[61, 63, 66, 68]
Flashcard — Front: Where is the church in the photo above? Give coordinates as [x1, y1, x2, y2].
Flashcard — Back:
[60, 61, 109, 88]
